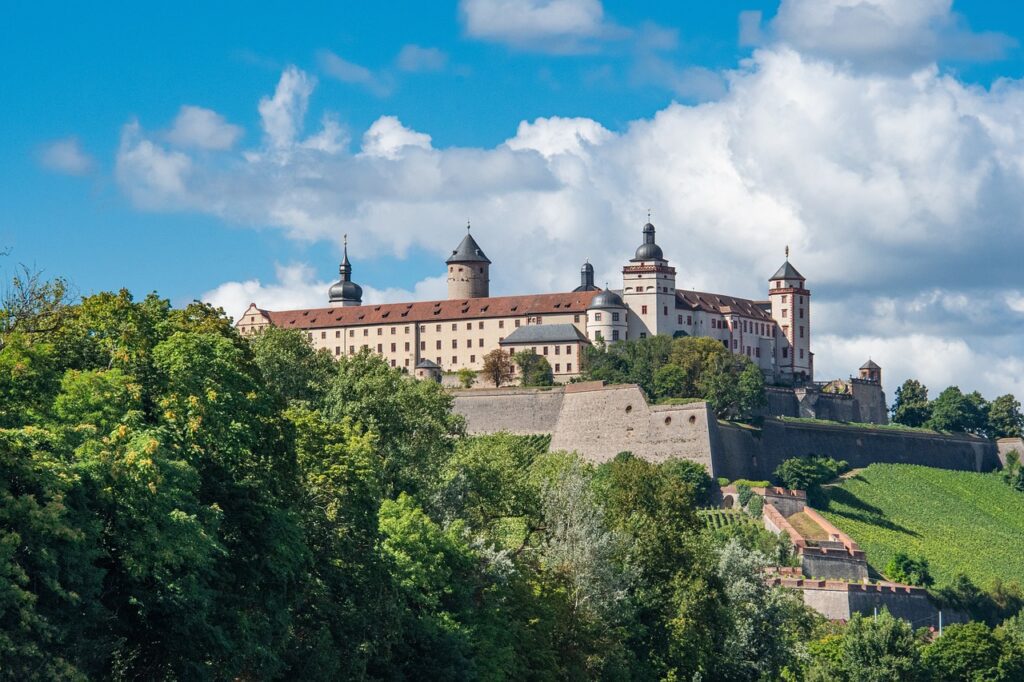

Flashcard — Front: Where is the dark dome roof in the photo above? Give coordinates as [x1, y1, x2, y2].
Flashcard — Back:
[581, 261, 594, 273]
[588, 288, 624, 309]
[633, 242, 664, 261]
[328, 279, 363, 303]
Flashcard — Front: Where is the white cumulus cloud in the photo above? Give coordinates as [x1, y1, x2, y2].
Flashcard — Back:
[38, 137, 94, 175]
[258, 67, 316, 149]
[360, 116, 433, 159]
[166, 105, 243, 150]
[460, 0, 619, 53]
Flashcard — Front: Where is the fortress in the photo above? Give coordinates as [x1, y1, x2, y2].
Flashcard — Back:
[236, 220, 818, 385]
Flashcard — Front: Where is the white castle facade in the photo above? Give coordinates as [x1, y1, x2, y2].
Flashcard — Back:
[237, 221, 815, 385]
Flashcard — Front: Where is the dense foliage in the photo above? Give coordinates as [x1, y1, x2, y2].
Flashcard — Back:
[820, 464, 1024, 588]
[4, 279, 1023, 680]
[891, 378, 1022, 438]
[512, 349, 553, 387]
[581, 336, 766, 418]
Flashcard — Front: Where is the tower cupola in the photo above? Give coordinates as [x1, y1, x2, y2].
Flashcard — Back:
[328, 235, 363, 307]
[632, 221, 664, 262]
[574, 260, 600, 292]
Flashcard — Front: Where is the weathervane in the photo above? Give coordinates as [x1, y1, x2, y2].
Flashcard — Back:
[785, 245, 790, 260]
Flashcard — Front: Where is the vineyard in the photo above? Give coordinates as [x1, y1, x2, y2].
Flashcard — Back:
[820, 464, 1024, 587]
[698, 508, 756, 531]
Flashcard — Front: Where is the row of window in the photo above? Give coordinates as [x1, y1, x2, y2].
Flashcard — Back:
[308, 313, 586, 342]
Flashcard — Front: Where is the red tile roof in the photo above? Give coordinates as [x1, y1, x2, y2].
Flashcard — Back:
[676, 290, 773, 321]
[265, 290, 600, 330]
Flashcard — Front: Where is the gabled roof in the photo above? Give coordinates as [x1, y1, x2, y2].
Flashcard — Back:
[499, 323, 590, 345]
[264, 290, 599, 330]
[770, 260, 805, 281]
[860, 359, 881, 370]
[675, 290, 774, 322]
[446, 232, 491, 264]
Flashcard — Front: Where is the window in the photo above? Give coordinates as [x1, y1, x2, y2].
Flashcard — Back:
[543, 346, 548, 355]
[404, 359, 409, 367]
[377, 344, 382, 353]
[436, 341, 441, 350]
[363, 329, 368, 336]
[555, 363, 560, 372]
[640, 332, 647, 338]
[499, 320, 505, 329]
[420, 341, 426, 351]
[451, 324, 457, 331]
[307, 332, 312, 340]
[565, 346, 571, 354]
[419, 325, 426, 332]
[756, 348, 761, 358]
[478, 321, 484, 329]
[782, 309, 787, 318]
[335, 346, 340, 355]
[783, 325, 789, 336]
[390, 327, 396, 335]
[800, 349, 805, 359]
[595, 312, 602, 321]
[641, 305, 648, 315]
[531, 347, 537, 354]
[452, 356, 458, 364]
[732, 339, 738, 349]
[663, 306, 668, 316]
[782, 348, 789, 358]
[470, 355, 476, 363]
[349, 329, 354, 337]
[479, 338, 484, 347]
[436, 357, 441, 365]
[799, 308, 804, 319]
[799, 296, 803, 304]
[678, 314, 682, 324]
[687, 315, 692, 325]
[612, 330, 620, 341]
[390, 343, 396, 352]
[466, 339, 472, 348]
[746, 346, 751, 356]
[612, 312, 619, 321]
[320, 331, 326, 339]
[555, 345, 560, 355]
[405, 326, 409, 334]
[436, 324, 441, 332]
[377, 328, 382, 336]
[782, 295, 788, 303]
[335, 330, 340, 338]
[573, 314, 579, 323]
[515, 320, 520, 327]
[452, 340, 458, 349]
[799, 326, 804, 338]
[567, 363, 572, 372]
[405, 342, 410, 351]
[595, 332, 603, 340]
[390, 360, 396, 367]
[349, 345, 354, 353]
[466, 322, 472, 330]
[722, 340, 728, 348]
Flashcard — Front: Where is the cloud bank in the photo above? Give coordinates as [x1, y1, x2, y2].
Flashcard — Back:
[113, 1, 1024, 399]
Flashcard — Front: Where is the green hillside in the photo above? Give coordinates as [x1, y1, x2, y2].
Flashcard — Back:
[820, 464, 1024, 588]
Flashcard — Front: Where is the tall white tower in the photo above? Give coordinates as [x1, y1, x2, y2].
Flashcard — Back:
[621, 220, 676, 339]
[768, 247, 812, 383]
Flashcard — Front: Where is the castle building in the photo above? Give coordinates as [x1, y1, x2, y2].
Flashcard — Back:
[236, 221, 815, 385]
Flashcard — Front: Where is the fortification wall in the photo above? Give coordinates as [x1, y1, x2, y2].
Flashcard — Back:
[550, 384, 719, 470]
[755, 419, 998, 478]
[774, 579, 949, 625]
[998, 438, 1024, 467]
[453, 387, 564, 434]
[453, 383, 721, 474]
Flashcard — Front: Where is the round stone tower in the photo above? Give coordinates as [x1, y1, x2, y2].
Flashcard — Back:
[446, 225, 491, 299]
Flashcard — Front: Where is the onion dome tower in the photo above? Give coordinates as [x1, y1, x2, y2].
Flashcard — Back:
[446, 222, 491, 299]
[573, 260, 600, 292]
[621, 213, 676, 339]
[328, 235, 363, 307]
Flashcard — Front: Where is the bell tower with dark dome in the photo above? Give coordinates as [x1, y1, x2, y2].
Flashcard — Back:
[328, 235, 363, 307]
[621, 217, 676, 339]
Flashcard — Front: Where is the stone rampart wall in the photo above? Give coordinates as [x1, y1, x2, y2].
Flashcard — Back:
[997, 438, 1024, 467]
[453, 387, 565, 434]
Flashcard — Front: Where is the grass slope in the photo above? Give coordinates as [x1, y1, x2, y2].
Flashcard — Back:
[820, 464, 1024, 587]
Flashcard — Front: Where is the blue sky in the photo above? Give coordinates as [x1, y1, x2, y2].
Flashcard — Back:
[3, 0, 1024, 398]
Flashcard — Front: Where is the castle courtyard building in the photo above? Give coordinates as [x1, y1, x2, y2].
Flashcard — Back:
[237, 221, 815, 385]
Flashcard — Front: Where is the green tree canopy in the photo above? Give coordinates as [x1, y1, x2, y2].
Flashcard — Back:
[891, 379, 932, 427]
[513, 349, 554, 387]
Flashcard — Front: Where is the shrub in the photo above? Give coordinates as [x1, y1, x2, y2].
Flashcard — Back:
[885, 552, 934, 587]
[774, 455, 848, 491]
[737, 483, 753, 508]
[747, 494, 764, 519]
[456, 367, 476, 389]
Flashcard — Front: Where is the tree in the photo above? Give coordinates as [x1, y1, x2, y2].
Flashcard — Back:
[921, 622, 1001, 682]
[0, 264, 70, 339]
[891, 379, 931, 427]
[928, 386, 986, 434]
[456, 367, 476, 388]
[653, 363, 687, 400]
[480, 348, 514, 387]
[514, 349, 553, 387]
[885, 552, 934, 587]
[774, 455, 848, 491]
[989, 394, 1023, 439]
[807, 609, 923, 681]
[248, 325, 336, 407]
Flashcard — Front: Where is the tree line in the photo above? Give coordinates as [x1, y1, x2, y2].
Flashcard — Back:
[891, 379, 1023, 439]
